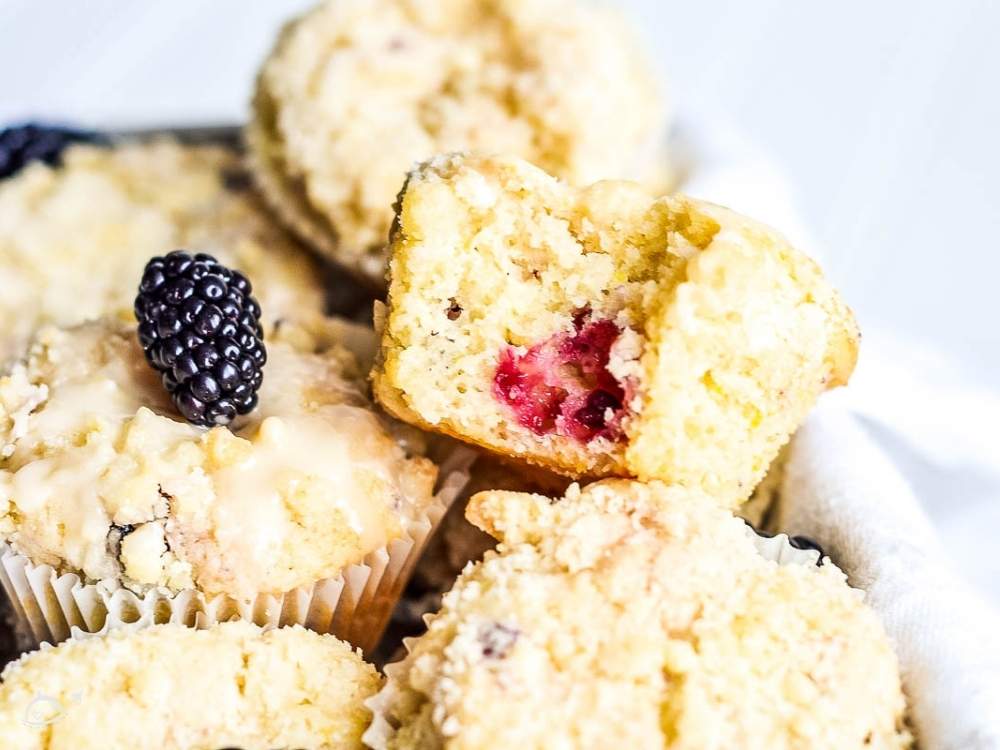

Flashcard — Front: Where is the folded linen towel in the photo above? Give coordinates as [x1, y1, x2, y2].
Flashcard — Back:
[773, 403, 1000, 750]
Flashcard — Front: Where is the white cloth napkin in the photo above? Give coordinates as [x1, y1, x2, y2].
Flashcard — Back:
[671, 116, 1000, 747]
[773, 403, 1000, 750]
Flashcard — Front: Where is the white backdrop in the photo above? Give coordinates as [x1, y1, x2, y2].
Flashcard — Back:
[1, 0, 998, 601]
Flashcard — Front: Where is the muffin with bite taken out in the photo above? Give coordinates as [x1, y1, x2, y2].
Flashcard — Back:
[372, 153, 859, 507]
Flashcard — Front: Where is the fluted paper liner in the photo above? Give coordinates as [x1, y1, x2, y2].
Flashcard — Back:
[362, 527, 825, 749]
[0, 451, 473, 656]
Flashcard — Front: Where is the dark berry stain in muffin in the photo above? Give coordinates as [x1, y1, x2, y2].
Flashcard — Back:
[479, 622, 520, 659]
[135, 250, 266, 427]
[493, 309, 627, 442]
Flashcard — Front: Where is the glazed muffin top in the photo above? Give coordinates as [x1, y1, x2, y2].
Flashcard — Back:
[369, 480, 910, 750]
[0, 316, 437, 599]
[0, 138, 327, 366]
[0, 621, 380, 750]
[249, 0, 667, 282]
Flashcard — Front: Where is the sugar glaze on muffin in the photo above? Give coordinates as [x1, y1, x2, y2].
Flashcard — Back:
[0, 316, 437, 599]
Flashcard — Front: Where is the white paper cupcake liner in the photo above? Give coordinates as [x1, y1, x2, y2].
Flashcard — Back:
[362, 525, 825, 749]
[0, 449, 473, 656]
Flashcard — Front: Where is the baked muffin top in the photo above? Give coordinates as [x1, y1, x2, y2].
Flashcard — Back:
[0, 316, 437, 599]
[370, 480, 910, 749]
[249, 0, 667, 282]
[0, 621, 380, 750]
[0, 139, 326, 365]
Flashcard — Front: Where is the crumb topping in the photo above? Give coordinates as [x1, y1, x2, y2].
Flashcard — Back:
[0, 139, 325, 365]
[0, 622, 381, 749]
[376, 480, 910, 749]
[254, 0, 667, 273]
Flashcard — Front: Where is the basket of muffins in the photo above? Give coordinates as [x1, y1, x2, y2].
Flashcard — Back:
[0, 0, 914, 748]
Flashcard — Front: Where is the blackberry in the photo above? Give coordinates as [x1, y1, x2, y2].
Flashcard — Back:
[135, 250, 266, 427]
[0, 123, 105, 179]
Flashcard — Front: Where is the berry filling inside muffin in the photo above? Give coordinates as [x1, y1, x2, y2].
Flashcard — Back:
[493, 310, 628, 442]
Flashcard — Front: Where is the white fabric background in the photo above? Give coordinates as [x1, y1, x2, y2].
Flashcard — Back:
[775, 406, 1000, 750]
[0, 0, 997, 606]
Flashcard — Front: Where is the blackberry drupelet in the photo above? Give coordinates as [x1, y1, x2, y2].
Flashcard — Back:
[135, 250, 266, 427]
[0, 123, 104, 179]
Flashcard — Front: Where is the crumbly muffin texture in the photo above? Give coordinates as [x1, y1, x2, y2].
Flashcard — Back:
[413, 452, 569, 594]
[249, 0, 667, 283]
[0, 621, 380, 749]
[373, 480, 910, 750]
[0, 139, 327, 366]
[372, 154, 859, 506]
[0, 317, 437, 599]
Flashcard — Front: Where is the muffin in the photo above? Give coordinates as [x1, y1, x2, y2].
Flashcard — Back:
[0, 314, 465, 651]
[411, 453, 569, 595]
[367, 480, 911, 749]
[0, 621, 380, 749]
[372, 154, 859, 506]
[377, 452, 571, 667]
[389, 451, 775, 660]
[247, 0, 667, 286]
[0, 138, 328, 366]
[414, 448, 779, 603]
